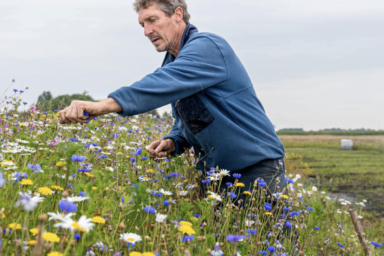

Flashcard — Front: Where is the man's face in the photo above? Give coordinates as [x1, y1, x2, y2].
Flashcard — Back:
[139, 4, 177, 52]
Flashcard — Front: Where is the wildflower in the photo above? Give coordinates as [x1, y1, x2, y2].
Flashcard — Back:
[371, 241, 382, 248]
[207, 192, 222, 202]
[181, 234, 195, 242]
[267, 246, 275, 252]
[180, 221, 193, 227]
[9, 223, 22, 230]
[282, 194, 289, 200]
[146, 169, 155, 173]
[14, 192, 44, 211]
[120, 233, 142, 244]
[71, 155, 85, 162]
[74, 233, 81, 241]
[27, 240, 37, 245]
[155, 213, 167, 223]
[38, 187, 53, 195]
[42, 232, 60, 243]
[226, 182, 233, 186]
[54, 216, 95, 232]
[92, 216, 106, 224]
[247, 229, 257, 235]
[234, 182, 245, 187]
[219, 169, 230, 176]
[143, 206, 156, 214]
[178, 190, 188, 196]
[258, 181, 267, 187]
[58, 200, 78, 213]
[226, 234, 245, 242]
[211, 242, 224, 256]
[48, 252, 63, 256]
[29, 228, 39, 236]
[285, 221, 292, 228]
[51, 185, 64, 191]
[20, 179, 33, 185]
[337, 242, 345, 248]
[265, 212, 272, 216]
[27, 163, 43, 173]
[264, 202, 272, 211]
[179, 225, 195, 235]
[258, 251, 268, 255]
[0, 171, 5, 187]
[48, 212, 75, 221]
[159, 189, 172, 195]
[67, 196, 89, 203]
[233, 173, 241, 178]
[314, 226, 320, 231]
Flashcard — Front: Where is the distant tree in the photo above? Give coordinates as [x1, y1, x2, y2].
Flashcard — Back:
[146, 109, 159, 117]
[37, 91, 96, 111]
[162, 111, 173, 119]
[37, 91, 53, 102]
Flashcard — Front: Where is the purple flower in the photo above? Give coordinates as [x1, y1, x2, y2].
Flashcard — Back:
[267, 246, 276, 252]
[181, 235, 194, 242]
[143, 206, 156, 214]
[314, 226, 320, 230]
[233, 173, 241, 179]
[264, 202, 272, 211]
[71, 155, 85, 162]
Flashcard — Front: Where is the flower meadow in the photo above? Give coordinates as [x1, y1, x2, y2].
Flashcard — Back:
[0, 89, 382, 256]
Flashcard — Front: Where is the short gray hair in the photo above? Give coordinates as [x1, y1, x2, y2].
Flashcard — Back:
[133, 0, 190, 24]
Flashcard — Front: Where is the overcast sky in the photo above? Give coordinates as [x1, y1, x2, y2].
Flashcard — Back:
[1, 0, 383, 130]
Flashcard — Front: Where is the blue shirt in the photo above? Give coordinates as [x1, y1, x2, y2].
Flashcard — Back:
[108, 24, 285, 172]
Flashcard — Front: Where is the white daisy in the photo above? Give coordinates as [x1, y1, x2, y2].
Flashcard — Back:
[66, 196, 90, 203]
[218, 169, 230, 176]
[159, 189, 173, 196]
[178, 191, 188, 196]
[47, 211, 75, 222]
[54, 215, 94, 233]
[120, 233, 142, 244]
[155, 213, 167, 223]
[207, 191, 222, 202]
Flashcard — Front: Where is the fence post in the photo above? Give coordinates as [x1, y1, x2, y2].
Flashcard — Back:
[349, 209, 372, 256]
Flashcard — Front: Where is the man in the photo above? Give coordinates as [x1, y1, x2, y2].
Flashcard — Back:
[59, 0, 287, 196]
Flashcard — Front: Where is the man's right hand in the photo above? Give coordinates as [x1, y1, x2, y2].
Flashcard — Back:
[147, 139, 175, 159]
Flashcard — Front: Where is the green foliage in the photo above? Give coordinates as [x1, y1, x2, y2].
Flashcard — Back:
[36, 90, 96, 111]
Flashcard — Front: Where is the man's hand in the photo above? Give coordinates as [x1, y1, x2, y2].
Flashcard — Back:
[147, 139, 175, 158]
[59, 98, 123, 124]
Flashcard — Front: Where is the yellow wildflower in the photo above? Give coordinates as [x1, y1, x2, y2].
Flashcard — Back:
[282, 195, 289, 200]
[130, 252, 143, 256]
[265, 212, 273, 216]
[30, 228, 39, 236]
[20, 179, 33, 185]
[142, 253, 155, 256]
[51, 186, 64, 191]
[84, 173, 94, 178]
[183, 179, 188, 183]
[243, 191, 252, 196]
[42, 232, 60, 243]
[71, 222, 80, 229]
[146, 169, 155, 173]
[38, 187, 52, 195]
[42, 114, 46, 117]
[184, 198, 190, 202]
[92, 216, 106, 224]
[180, 221, 193, 227]
[9, 223, 22, 230]
[190, 217, 199, 222]
[92, 186, 97, 190]
[55, 161, 65, 167]
[179, 225, 195, 235]
[48, 252, 63, 256]
[234, 182, 245, 187]
[27, 240, 37, 245]
[2, 213, 5, 219]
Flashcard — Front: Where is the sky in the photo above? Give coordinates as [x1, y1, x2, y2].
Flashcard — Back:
[1, 0, 383, 131]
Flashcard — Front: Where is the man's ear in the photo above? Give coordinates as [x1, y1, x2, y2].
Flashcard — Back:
[173, 7, 184, 23]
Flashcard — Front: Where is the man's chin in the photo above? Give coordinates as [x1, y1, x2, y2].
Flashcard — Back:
[155, 45, 167, 52]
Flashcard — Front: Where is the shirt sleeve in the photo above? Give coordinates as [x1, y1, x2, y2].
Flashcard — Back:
[163, 104, 191, 156]
[107, 36, 228, 117]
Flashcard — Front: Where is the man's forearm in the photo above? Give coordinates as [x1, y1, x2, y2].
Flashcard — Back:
[98, 98, 123, 115]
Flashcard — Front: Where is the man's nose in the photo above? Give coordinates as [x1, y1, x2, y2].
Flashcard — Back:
[144, 25, 153, 37]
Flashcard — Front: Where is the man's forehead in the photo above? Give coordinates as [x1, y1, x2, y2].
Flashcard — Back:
[138, 4, 163, 22]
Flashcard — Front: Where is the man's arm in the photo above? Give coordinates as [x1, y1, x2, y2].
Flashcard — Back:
[59, 98, 122, 124]
[108, 36, 228, 117]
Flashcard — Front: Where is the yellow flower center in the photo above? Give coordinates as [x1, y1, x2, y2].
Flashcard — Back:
[71, 222, 80, 229]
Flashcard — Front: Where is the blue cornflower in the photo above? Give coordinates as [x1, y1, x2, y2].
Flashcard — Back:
[163, 200, 170, 206]
[264, 202, 272, 211]
[0, 171, 5, 187]
[74, 233, 81, 241]
[27, 163, 42, 173]
[70, 138, 79, 142]
[314, 226, 320, 230]
[181, 235, 195, 242]
[13, 89, 18, 92]
[193, 214, 201, 218]
[78, 168, 90, 173]
[258, 251, 268, 255]
[131, 184, 139, 189]
[202, 180, 210, 184]
[233, 173, 241, 179]
[285, 177, 295, 184]
[308, 207, 314, 211]
[112, 133, 118, 137]
[121, 197, 125, 203]
[99, 155, 108, 159]
[58, 200, 77, 212]
[226, 234, 244, 242]
[285, 221, 292, 228]
[23, 102, 27, 105]
[143, 206, 156, 214]
[171, 172, 180, 177]
[226, 182, 233, 186]
[141, 157, 148, 161]
[337, 243, 345, 248]
[258, 181, 267, 187]
[71, 155, 85, 162]
[20, 90, 24, 93]
[79, 191, 85, 196]
[225, 192, 237, 199]
[289, 211, 300, 217]
[267, 246, 275, 252]
[283, 206, 290, 211]
[247, 229, 257, 235]
[130, 158, 136, 162]
[371, 241, 382, 248]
